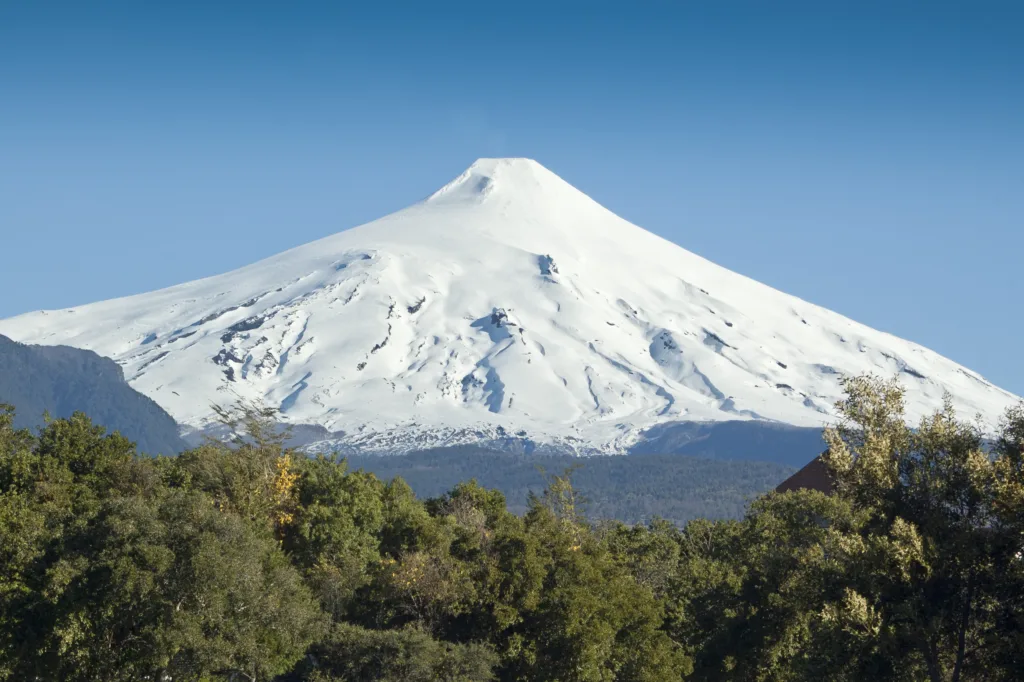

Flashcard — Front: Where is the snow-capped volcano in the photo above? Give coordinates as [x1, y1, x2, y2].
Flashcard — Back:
[1, 158, 1018, 453]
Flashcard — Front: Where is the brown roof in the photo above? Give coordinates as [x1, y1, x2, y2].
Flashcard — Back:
[776, 455, 833, 495]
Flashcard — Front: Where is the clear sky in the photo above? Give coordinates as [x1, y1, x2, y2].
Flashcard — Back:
[1, 1, 1022, 396]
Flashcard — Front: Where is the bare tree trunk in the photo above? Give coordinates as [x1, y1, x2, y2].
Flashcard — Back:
[922, 638, 944, 682]
[951, 572, 976, 682]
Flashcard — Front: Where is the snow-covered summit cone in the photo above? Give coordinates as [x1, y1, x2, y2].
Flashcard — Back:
[1, 158, 1018, 453]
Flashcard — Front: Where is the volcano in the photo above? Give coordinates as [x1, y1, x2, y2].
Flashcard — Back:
[1, 158, 1017, 454]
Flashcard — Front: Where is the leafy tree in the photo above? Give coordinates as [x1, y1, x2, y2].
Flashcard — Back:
[0, 408, 326, 681]
[669, 491, 865, 681]
[988, 403, 1024, 672]
[503, 471, 690, 681]
[667, 376, 1024, 682]
[172, 401, 301, 533]
[29, 490, 325, 682]
[284, 455, 387, 621]
[292, 622, 498, 682]
[599, 518, 683, 601]
[0, 406, 46, 679]
[819, 376, 1019, 680]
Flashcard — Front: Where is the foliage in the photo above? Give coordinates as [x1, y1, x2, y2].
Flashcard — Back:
[656, 376, 1024, 682]
[1, 374, 1023, 681]
[288, 622, 498, 682]
[0, 405, 325, 682]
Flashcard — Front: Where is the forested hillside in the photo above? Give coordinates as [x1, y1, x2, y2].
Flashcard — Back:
[2, 376, 1023, 681]
[347, 449, 793, 524]
[0, 334, 185, 454]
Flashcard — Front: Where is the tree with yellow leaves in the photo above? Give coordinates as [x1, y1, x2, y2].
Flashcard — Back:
[173, 400, 302, 534]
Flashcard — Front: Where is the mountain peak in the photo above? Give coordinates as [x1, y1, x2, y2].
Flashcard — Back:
[468, 157, 546, 173]
[426, 157, 584, 205]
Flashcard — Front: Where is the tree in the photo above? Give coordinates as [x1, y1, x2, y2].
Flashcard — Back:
[668, 491, 865, 681]
[821, 376, 1013, 681]
[599, 518, 683, 601]
[292, 622, 497, 682]
[283, 455, 387, 621]
[0, 407, 326, 681]
[667, 376, 1024, 681]
[507, 473, 690, 681]
[173, 401, 300, 533]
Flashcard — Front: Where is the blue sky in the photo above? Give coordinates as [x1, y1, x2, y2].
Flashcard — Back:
[1, 1, 1022, 396]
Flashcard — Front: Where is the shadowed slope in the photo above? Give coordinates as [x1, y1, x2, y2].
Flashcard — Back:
[0, 334, 186, 454]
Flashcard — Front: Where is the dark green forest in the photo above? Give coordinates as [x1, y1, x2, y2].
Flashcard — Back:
[2, 375, 1024, 681]
[347, 450, 793, 524]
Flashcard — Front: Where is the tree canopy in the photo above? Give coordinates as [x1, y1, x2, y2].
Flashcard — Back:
[1, 375, 1022, 681]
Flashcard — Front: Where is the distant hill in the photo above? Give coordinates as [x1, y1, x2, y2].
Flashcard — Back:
[631, 420, 827, 468]
[0, 334, 186, 454]
[345, 448, 795, 525]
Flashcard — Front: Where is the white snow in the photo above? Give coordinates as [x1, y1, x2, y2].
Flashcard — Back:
[1, 158, 1018, 452]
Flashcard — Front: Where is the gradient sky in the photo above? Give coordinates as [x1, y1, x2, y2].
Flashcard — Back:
[1, 1, 1022, 396]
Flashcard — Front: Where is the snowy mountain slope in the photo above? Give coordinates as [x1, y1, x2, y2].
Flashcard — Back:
[1, 158, 1018, 453]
